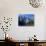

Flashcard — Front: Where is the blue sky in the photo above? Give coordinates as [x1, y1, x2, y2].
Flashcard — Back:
[19, 14, 34, 20]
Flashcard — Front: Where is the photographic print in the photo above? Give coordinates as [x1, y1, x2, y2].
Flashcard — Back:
[18, 14, 34, 26]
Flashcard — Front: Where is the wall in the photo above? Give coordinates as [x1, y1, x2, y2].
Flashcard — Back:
[0, 0, 46, 40]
